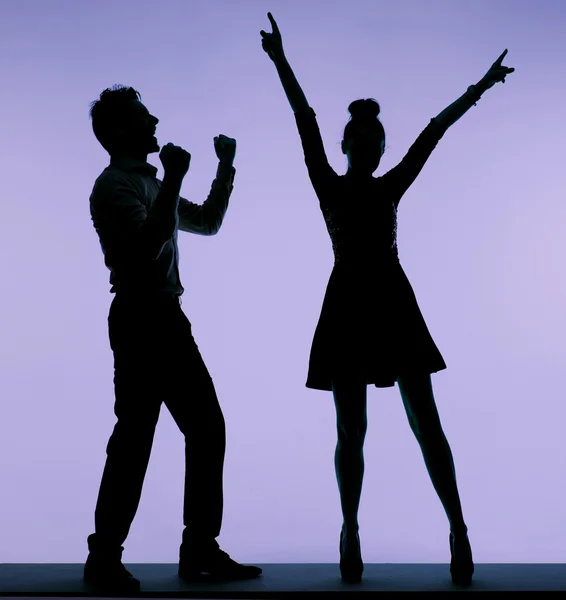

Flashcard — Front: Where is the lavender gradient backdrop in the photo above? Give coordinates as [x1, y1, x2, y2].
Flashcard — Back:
[0, 0, 565, 564]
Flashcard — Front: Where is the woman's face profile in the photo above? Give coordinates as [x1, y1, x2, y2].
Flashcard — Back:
[342, 126, 385, 174]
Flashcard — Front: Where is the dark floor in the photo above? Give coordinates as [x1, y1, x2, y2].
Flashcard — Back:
[1, 563, 566, 597]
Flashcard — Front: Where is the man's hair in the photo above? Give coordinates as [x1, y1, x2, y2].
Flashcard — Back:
[89, 85, 141, 153]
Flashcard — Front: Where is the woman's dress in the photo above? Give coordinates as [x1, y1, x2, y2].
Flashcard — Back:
[295, 108, 448, 391]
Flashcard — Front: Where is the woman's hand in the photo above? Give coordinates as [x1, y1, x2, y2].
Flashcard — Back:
[260, 12, 285, 62]
[479, 49, 515, 91]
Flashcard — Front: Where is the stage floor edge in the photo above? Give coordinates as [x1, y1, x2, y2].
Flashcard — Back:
[1, 563, 566, 597]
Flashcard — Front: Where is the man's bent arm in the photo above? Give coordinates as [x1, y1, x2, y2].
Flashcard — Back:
[177, 162, 235, 235]
[91, 172, 183, 261]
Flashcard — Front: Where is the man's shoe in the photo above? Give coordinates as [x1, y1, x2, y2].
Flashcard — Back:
[179, 541, 262, 582]
[84, 544, 140, 593]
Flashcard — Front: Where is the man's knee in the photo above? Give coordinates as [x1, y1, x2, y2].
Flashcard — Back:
[180, 403, 226, 441]
[107, 412, 159, 452]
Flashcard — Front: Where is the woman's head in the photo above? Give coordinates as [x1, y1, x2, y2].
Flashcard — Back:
[341, 98, 385, 175]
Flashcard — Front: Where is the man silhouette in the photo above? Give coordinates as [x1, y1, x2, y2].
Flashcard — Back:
[85, 85, 261, 593]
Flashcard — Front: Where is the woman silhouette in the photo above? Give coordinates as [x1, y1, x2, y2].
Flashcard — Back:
[260, 12, 513, 586]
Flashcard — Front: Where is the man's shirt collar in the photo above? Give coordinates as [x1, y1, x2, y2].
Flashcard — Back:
[110, 155, 158, 177]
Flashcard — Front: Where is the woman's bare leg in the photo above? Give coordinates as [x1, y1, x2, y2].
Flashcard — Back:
[331, 374, 368, 535]
[397, 373, 467, 535]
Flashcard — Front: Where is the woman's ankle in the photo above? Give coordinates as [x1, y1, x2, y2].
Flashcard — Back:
[342, 522, 360, 536]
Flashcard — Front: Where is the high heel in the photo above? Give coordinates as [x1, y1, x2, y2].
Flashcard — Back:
[339, 529, 363, 584]
[449, 531, 474, 586]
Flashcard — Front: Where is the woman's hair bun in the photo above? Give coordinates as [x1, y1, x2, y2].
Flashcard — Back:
[348, 98, 381, 121]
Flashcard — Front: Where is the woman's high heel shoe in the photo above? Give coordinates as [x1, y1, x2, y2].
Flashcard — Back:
[449, 531, 474, 586]
[339, 529, 364, 584]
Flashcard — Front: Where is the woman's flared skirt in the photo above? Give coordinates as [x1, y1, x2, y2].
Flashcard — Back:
[305, 262, 447, 391]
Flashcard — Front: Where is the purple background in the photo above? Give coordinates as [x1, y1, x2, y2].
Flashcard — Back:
[1, 0, 565, 564]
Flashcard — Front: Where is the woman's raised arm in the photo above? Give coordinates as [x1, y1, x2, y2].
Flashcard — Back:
[434, 49, 515, 131]
[260, 12, 311, 115]
[260, 12, 339, 199]
[382, 50, 515, 207]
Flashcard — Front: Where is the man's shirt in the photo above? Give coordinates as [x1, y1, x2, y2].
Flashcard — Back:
[90, 156, 235, 296]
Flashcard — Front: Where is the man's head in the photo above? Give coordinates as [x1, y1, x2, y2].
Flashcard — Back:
[89, 85, 159, 158]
